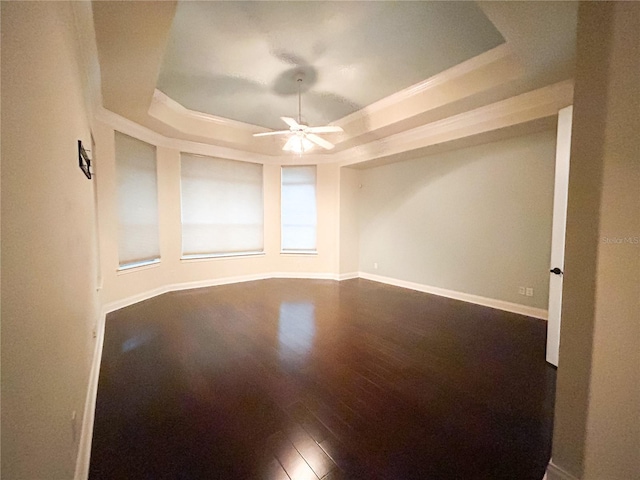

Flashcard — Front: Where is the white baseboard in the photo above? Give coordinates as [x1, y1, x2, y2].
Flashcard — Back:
[103, 285, 171, 314]
[166, 273, 271, 294]
[358, 272, 549, 320]
[103, 272, 347, 314]
[338, 272, 359, 281]
[104, 271, 548, 320]
[74, 307, 107, 480]
[270, 271, 341, 280]
[546, 459, 580, 480]
[104, 272, 358, 313]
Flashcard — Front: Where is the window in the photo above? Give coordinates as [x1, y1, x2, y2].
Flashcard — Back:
[281, 165, 317, 253]
[180, 154, 264, 258]
[115, 132, 160, 269]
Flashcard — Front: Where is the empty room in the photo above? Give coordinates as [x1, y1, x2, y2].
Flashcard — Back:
[1, 2, 638, 480]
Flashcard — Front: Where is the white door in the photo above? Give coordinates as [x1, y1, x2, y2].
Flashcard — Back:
[546, 106, 573, 366]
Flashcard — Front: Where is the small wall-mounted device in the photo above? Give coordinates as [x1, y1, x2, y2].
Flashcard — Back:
[78, 140, 92, 179]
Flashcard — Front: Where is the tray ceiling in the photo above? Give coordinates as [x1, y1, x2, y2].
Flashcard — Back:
[157, 1, 505, 130]
[89, 1, 577, 163]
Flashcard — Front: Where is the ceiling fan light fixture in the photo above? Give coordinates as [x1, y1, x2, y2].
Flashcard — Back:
[283, 135, 314, 154]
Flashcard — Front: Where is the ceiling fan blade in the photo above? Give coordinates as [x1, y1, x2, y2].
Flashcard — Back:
[253, 130, 291, 137]
[306, 133, 335, 150]
[281, 117, 302, 129]
[271, 49, 308, 67]
[305, 125, 344, 134]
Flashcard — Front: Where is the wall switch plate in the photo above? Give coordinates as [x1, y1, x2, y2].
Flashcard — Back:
[526, 287, 534, 297]
[518, 286, 526, 295]
[374, 262, 378, 270]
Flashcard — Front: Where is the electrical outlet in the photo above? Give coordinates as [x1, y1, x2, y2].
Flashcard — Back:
[526, 287, 534, 297]
[518, 286, 525, 295]
[374, 262, 378, 270]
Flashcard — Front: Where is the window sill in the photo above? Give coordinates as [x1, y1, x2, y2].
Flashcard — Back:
[181, 251, 265, 262]
[117, 258, 160, 274]
[280, 250, 318, 256]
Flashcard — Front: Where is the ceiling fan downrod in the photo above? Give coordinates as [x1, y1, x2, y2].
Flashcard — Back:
[297, 76, 303, 126]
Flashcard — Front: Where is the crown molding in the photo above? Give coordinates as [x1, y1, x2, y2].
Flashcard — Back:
[150, 89, 269, 133]
[335, 79, 574, 167]
[336, 43, 519, 127]
[95, 107, 280, 164]
[96, 78, 572, 167]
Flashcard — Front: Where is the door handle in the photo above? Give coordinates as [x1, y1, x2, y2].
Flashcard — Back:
[550, 267, 563, 275]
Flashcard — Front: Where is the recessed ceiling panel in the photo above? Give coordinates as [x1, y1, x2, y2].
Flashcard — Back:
[158, 1, 505, 130]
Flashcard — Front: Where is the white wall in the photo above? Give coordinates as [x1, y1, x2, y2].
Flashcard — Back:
[1, 3, 100, 478]
[94, 120, 342, 308]
[550, 3, 640, 479]
[339, 167, 361, 276]
[358, 130, 557, 311]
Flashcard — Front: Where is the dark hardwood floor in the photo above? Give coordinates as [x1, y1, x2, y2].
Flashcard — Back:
[90, 278, 555, 480]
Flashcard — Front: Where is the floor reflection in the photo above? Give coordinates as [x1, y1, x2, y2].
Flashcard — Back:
[121, 330, 156, 353]
[278, 302, 316, 363]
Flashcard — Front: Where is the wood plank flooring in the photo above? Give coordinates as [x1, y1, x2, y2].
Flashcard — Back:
[90, 278, 555, 480]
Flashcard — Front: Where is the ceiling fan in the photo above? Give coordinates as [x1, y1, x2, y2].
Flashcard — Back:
[253, 75, 343, 153]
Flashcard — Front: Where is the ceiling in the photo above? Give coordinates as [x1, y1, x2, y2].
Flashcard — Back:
[157, 2, 505, 130]
[89, 1, 578, 165]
